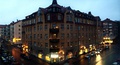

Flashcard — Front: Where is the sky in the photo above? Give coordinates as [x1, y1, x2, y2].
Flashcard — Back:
[0, 0, 120, 24]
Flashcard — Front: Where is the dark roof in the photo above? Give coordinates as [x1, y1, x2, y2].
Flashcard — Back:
[0, 25, 7, 28]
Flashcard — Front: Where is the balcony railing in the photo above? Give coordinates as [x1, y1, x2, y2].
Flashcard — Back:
[49, 28, 59, 33]
[49, 39, 59, 43]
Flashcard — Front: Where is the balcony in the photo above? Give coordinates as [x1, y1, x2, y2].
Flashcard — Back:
[49, 39, 59, 43]
[49, 28, 59, 33]
[50, 48, 60, 52]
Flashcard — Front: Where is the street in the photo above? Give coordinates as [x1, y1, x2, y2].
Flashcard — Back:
[74, 43, 120, 65]
[0, 38, 120, 65]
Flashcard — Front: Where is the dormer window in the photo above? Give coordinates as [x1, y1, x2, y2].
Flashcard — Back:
[38, 15, 42, 22]
[53, 8, 55, 12]
[47, 14, 50, 20]
[66, 14, 72, 21]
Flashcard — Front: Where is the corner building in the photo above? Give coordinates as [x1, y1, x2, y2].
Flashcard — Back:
[22, 0, 99, 63]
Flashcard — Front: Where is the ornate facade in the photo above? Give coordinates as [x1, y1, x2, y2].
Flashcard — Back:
[22, 0, 101, 63]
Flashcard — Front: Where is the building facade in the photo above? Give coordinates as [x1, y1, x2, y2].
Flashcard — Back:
[102, 18, 118, 40]
[0, 25, 6, 38]
[10, 22, 15, 44]
[1, 25, 10, 41]
[13, 20, 22, 44]
[95, 16, 103, 47]
[22, 0, 100, 63]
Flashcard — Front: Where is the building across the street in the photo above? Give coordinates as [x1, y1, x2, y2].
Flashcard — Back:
[0, 25, 7, 38]
[1, 25, 10, 41]
[102, 18, 118, 39]
[102, 18, 118, 46]
[9, 21, 15, 44]
[1, 20, 22, 45]
[22, 0, 102, 63]
[13, 20, 22, 44]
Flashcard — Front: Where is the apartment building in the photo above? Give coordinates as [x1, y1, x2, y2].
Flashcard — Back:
[22, 0, 100, 63]
[9, 22, 15, 44]
[13, 20, 22, 44]
[102, 18, 118, 39]
[0, 25, 6, 38]
[1, 25, 10, 41]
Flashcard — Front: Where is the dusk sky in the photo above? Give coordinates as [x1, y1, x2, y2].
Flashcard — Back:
[0, 0, 120, 24]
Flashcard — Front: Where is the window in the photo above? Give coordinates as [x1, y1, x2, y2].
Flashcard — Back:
[34, 34, 36, 39]
[45, 43, 48, 48]
[29, 20, 32, 24]
[19, 29, 20, 31]
[70, 33, 73, 38]
[75, 18, 77, 22]
[61, 24, 64, 30]
[38, 16, 42, 22]
[34, 26, 36, 31]
[53, 8, 55, 12]
[66, 14, 72, 21]
[53, 34, 57, 38]
[78, 26, 80, 30]
[32, 19, 36, 23]
[70, 25, 73, 30]
[67, 42, 69, 46]
[61, 33, 64, 39]
[37, 25, 39, 30]
[47, 14, 50, 20]
[37, 34, 39, 38]
[78, 18, 80, 23]
[67, 25, 69, 29]
[52, 24, 56, 28]
[45, 25, 48, 30]
[40, 25, 42, 30]
[45, 34, 48, 39]
[19, 32, 20, 34]
[34, 42, 36, 46]
[40, 34, 42, 38]
[61, 42, 64, 48]
[58, 14, 62, 20]
[67, 33, 69, 38]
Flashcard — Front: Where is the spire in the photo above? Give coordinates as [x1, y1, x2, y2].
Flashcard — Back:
[52, 0, 58, 5]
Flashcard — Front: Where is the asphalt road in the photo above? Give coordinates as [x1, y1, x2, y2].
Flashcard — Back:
[71, 43, 120, 65]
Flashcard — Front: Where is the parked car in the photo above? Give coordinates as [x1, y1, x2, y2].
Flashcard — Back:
[89, 51, 96, 56]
